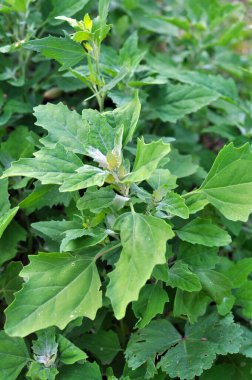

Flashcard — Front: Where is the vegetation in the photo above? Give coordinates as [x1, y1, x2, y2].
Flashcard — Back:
[0, 0, 252, 379]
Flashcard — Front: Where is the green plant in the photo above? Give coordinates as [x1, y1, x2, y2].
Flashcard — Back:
[1, 0, 252, 379]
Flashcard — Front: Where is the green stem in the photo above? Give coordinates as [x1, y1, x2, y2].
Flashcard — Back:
[181, 189, 200, 198]
[95, 242, 121, 261]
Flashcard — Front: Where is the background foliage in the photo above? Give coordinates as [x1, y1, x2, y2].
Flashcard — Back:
[1, 0, 252, 379]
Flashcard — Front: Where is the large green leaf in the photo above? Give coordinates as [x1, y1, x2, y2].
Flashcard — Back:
[0, 206, 19, 239]
[174, 289, 210, 323]
[1, 144, 83, 185]
[148, 83, 219, 122]
[107, 212, 174, 319]
[176, 218, 231, 247]
[59, 362, 102, 380]
[200, 143, 252, 222]
[34, 102, 86, 154]
[177, 243, 219, 269]
[196, 269, 232, 304]
[126, 312, 243, 380]
[0, 331, 30, 380]
[122, 138, 170, 183]
[25, 36, 84, 71]
[5, 253, 102, 337]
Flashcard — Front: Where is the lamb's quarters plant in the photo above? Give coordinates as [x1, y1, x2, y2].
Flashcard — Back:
[1, 0, 252, 379]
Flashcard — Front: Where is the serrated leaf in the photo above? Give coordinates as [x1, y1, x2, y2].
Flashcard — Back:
[200, 143, 252, 222]
[25, 36, 84, 71]
[122, 138, 170, 183]
[225, 258, 252, 288]
[5, 253, 102, 337]
[1, 144, 83, 185]
[107, 212, 174, 319]
[34, 102, 86, 154]
[0, 331, 30, 380]
[148, 83, 219, 122]
[167, 261, 202, 292]
[126, 312, 243, 380]
[132, 284, 169, 329]
[49, 0, 89, 24]
[176, 218, 231, 247]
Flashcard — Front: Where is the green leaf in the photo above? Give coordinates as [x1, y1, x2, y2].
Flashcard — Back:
[0, 206, 19, 239]
[178, 242, 219, 269]
[0, 178, 10, 216]
[49, 0, 90, 24]
[225, 258, 252, 288]
[5, 253, 102, 337]
[58, 335, 87, 364]
[0, 331, 30, 380]
[148, 84, 219, 122]
[59, 165, 108, 192]
[200, 356, 252, 380]
[132, 284, 169, 329]
[126, 312, 243, 380]
[25, 37, 84, 71]
[0, 222, 26, 266]
[77, 187, 116, 212]
[34, 102, 86, 154]
[176, 218, 231, 247]
[122, 138, 170, 183]
[104, 91, 141, 145]
[0, 261, 23, 304]
[27, 362, 58, 380]
[59, 362, 102, 380]
[79, 330, 121, 364]
[1, 144, 83, 185]
[157, 192, 189, 219]
[200, 143, 252, 222]
[174, 289, 210, 323]
[81, 109, 116, 155]
[107, 212, 174, 319]
[167, 261, 202, 292]
[196, 269, 232, 304]
[161, 148, 198, 178]
[235, 282, 252, 318]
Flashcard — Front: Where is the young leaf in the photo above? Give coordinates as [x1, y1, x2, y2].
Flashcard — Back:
[5, 253, 102, 337]
[107, 212, 174, 319]
[200, 143, 252, 222]
[176, 218, 231, 247]
[121, 138, 170, 183]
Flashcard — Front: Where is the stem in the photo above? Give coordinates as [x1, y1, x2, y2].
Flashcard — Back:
[181, 189, 200, 198]
[95, 242, 121, 261]
[130, 202, 135, 213]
